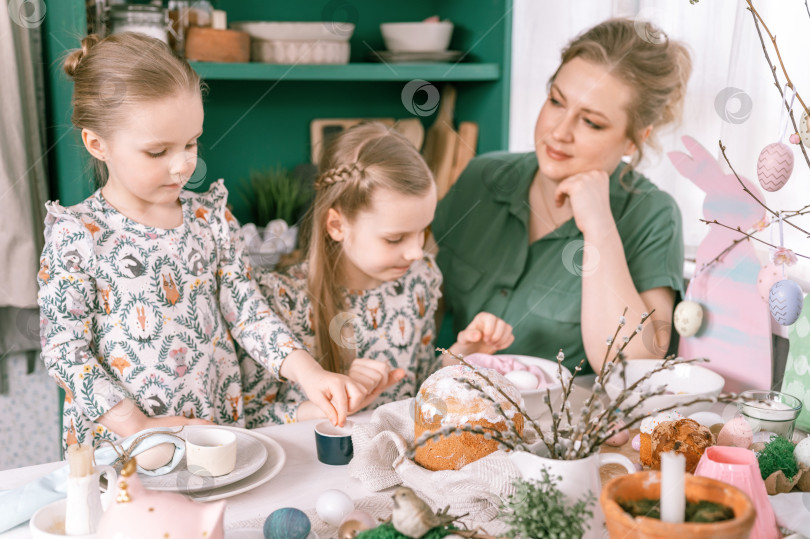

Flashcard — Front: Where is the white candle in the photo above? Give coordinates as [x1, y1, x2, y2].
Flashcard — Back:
[660, 451, 685, 523]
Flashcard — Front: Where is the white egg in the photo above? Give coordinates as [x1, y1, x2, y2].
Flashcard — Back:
[794, 437, 810, 467]
[673, 300, 703, 337]
[505, 370, 539, 390]
[315, 489, 355, 527]
[688, 411, 724, 428]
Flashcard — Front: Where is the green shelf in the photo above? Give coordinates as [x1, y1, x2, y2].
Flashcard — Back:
[188, 62, 501, 81]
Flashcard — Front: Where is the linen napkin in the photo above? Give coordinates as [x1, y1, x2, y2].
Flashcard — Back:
[348, 398, 523, 521]
[0, 427, 187, 533]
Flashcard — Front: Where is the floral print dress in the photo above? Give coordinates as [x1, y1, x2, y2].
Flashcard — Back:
[240, 255, 443, 427]
[38, 181, 301, 450]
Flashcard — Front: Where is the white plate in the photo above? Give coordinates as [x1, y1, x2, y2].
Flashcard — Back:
[187, 427, 286, 502]
[139, 426, 267, 493]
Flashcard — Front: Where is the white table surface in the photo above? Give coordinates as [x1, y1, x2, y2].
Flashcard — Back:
[0, 411, 378, 538]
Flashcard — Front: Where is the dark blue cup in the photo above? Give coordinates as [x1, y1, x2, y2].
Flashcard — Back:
[314, 420, 354, 465]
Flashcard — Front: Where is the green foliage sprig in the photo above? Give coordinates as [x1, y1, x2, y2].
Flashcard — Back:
[500, 469, 595, 539]
[240, 166, 313, 225]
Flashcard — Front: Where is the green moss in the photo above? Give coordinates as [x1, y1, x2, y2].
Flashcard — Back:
[355, 523, 457, 539]
[618, 498, 733, 523]
[757, 435, 798, 480]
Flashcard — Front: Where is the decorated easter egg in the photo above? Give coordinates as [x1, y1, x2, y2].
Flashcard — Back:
[264, 508, 310, 539]
[717, 416, 754, 448]
[793, 437, 810, 467]
[631, 433, 641, 451]
[505, 370, 539, 390]
[673, 300, 703, 337]
[688, 411, 725, 428]
[757, 263, 782, 302]
[316, 489, 355, 527]
[800, 110, 810, 147]
[340, 510, 377, 530]
[757, 142, 794, 192]
[605, 428, 630, 447]
[769, 279, 804, 326]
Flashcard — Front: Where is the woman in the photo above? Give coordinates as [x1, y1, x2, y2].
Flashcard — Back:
[433, 18, 691, 373]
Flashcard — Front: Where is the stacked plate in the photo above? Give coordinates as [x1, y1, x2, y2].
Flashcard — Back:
[139, 426, 286, 502]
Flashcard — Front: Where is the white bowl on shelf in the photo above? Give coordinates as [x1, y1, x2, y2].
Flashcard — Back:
[380, 21, 453, 52]
[603, 359, 725, 417]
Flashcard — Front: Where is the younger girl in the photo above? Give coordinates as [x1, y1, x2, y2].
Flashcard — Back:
[241, 122, 514, 426]
[38, 33, 365, 450]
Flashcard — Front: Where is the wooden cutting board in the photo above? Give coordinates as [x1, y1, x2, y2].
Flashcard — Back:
[422, 85, 458, 199]
[393, 118, 425, 151]
[449, 121, 478, 188]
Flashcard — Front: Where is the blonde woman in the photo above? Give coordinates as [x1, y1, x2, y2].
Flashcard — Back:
[433, 19, 692, 373]
[39, 33, 366, 450]
[241, 122, 514, 427]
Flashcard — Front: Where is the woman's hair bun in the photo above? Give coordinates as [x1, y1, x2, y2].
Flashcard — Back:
[64, 34, 102, 78]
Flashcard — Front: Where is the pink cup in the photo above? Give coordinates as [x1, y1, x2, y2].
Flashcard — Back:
[694, 446, 779, 539]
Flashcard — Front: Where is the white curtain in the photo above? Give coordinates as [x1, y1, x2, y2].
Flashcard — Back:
[511, 0, 810, 285]
[0, 1, 49, 308]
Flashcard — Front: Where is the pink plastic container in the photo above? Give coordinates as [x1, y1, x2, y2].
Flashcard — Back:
[693, 446, 779, 539]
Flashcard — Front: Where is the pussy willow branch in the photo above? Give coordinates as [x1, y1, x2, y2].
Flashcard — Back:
[573, 310, 653, 457]
[700, 219, 810, 259]
[746, 1, 810, 172]
[718, 141, 810, 238]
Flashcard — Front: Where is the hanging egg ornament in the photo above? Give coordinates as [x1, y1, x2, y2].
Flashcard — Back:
[264, 508, 311, 539]
[757, 142, 794, 192]
[799, 110, 810, 147]
[769, 279, 804, 326]
[757, 263, 782, 302]
[673, 300, 703, 337]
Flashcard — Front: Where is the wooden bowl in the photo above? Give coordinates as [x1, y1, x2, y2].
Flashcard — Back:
[600, 471, 756, 539]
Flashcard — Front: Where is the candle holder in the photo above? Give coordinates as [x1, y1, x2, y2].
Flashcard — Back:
[737, 390, 802, 440]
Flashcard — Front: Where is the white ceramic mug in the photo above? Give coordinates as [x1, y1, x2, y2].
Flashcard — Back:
[185, 429, 237, 477]
[509, 450, 635, 539]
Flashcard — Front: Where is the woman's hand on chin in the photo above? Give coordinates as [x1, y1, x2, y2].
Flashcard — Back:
[554, 169, 615, 237]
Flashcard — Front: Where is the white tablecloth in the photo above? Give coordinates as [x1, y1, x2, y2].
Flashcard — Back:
[0, 412, 378, 538]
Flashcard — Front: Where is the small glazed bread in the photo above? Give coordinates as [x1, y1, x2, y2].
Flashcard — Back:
[414, 364, 524, 471]
[651, 418, 715, 473]
[639, 411, 684, 467]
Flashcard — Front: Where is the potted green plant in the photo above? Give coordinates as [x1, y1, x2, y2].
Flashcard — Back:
[239, 166, 313, 268]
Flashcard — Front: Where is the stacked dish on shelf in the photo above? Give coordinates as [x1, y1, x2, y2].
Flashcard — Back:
[230, 22, 355, 64]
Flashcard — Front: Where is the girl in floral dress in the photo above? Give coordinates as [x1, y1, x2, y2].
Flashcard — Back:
[241, 122, 515, 426]
[38, 33, 367, 451]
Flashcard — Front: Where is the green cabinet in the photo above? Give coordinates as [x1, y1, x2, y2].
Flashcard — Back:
[43, 0, 512, 223]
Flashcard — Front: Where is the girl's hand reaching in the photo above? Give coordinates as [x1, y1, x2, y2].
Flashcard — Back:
[281, 350, 367, 427]
[448, 312, 515, 360]
[347, 358, 406, 409]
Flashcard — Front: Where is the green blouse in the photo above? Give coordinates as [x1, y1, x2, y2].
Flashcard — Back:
[432, 152, 684, 373]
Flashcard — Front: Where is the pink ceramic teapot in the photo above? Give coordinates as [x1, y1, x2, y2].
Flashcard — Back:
[97, 458, 225, 539]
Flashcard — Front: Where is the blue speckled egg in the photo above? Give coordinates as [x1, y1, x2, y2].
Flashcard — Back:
[264, 508, 311, 539]
[769, 279, 804, 326]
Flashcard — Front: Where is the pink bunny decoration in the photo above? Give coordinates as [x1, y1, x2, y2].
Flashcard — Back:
[97, 458, 225, 538]
[668, 136, 772, 393]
